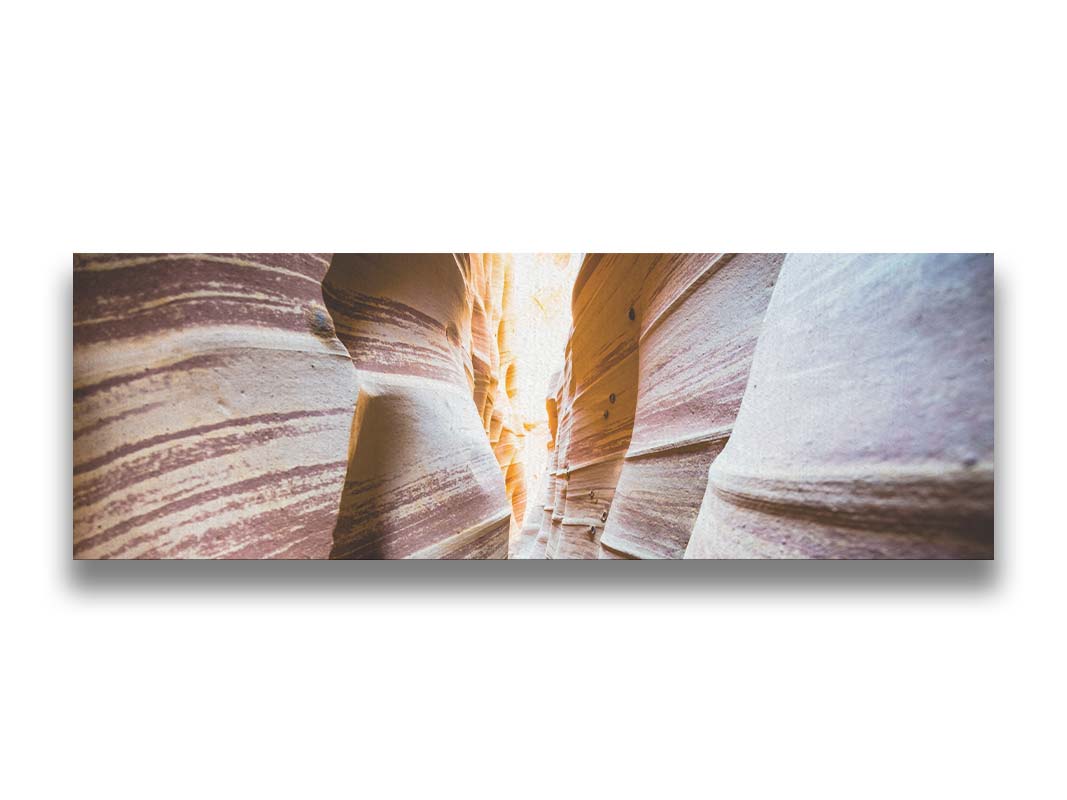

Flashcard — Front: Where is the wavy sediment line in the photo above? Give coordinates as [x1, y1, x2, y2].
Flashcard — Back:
[707, 463, 994, 537]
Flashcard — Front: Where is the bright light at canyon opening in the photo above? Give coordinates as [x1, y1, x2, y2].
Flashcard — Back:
[505, 253, 583, 511]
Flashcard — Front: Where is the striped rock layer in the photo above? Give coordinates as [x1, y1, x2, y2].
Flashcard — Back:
[74, 253, 523, 559]
[601, 253, 785, 559]
[323, 254, 520, 559]
[518, 254, 784, 559]
[73, 253, 356, 559]
[684, 253, 994, 559]
[469, 254, 528, 543]
[518, 253, 993, 559]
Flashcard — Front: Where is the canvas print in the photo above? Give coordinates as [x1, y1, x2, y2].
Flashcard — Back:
[72, 253, 993, 559]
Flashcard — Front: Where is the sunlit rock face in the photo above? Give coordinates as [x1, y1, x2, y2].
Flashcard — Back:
[600, 253, 785, 559]
[684, 253, 994, 559]
[73, 254, 358, 558]
[478, 254, 527, 540]
[520, 252, 993, 560]
[544, 257, 645, 558]
[323, 254, 514, 558]
[74, 253, 523, 559]
[523, 254, 784, 559]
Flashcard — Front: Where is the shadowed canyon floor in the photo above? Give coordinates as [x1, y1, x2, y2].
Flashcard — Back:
[73, 253, 994, 559]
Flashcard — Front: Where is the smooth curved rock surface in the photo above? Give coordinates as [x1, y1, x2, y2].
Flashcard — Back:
[684, 253, 994, 559]
[544, 258, 647, 558]
[74, 252, 993, 559]
[73, 253, 357, 558]
[528, 254, 784, 559]
[600, 253, 784, 558]
[319, 253, 515, 558]
[471, 253, 527, 541]
[74, 253, 523, 559]
[519, 252, 992, 560]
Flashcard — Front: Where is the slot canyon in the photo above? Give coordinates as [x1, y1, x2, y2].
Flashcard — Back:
[73, 253, 994, 559]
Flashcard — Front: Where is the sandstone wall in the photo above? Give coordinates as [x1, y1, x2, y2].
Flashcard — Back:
[74, 253, 523, 558]
[519, 252, 993, 559]
[684, 253, 994, 558]
[470, 253, 527, 543]
[73, 254, 357, 558]
[601, 253, 785, 558]
[73, 252, 993, 559]
[521, 254, 784, 559]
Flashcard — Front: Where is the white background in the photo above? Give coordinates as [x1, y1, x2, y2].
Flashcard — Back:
[3, 1, 1064, 798]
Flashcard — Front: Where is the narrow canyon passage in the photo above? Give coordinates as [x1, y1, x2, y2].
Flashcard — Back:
[519, 254, 788, 559]
[72, 253, 993, 559]
[517, 253, 993, 559]
[312, 251, 993, 560]
[318, 253, 581, 559]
